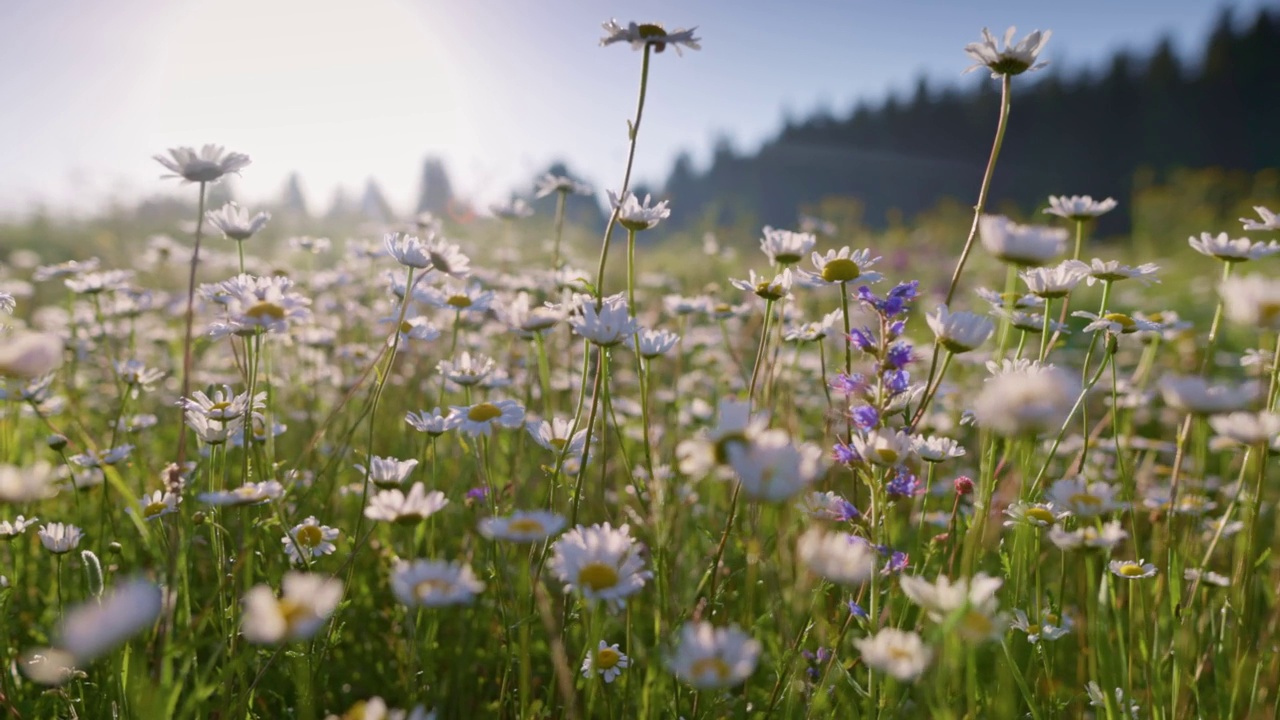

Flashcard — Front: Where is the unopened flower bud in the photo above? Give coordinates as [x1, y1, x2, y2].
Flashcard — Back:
[954, 475, 975, 496]
[192, 512, 207, 526]
[47, 434, 68, 451]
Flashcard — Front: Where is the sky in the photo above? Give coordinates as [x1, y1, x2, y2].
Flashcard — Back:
[0, 0, 1272, 218]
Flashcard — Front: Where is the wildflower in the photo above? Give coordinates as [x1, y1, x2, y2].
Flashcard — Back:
[405, 408, 459, 436]
[365, 483, 448, 525]
[582, 640, 630, 683]
[39, 523, 84, 554]
[796, 528, 875, 586]
[479, 510, 567, 543]
[600, 20, 701, 55]
[181, 384, 262, 423]
[0, 291, 12, 314]
[927, 305, 994, 353]
[57, 578, 162, 662]
[1002, 501, 1068, 528]
[1044, 195, 1116, 220]
[885, 471, 922, 499]
[353, 456, 419, 489]
[384, 232, 434, 269]
[759, 227, 816, 266]
[500, 292, 563, 337]
[728, 432, 825, 502]
[964, 27, 1051, 78]
[0, 330, 63, 379]
[241, 572, 342, 644]
[138, 490, 181, 520]
[205, 201, 270, 241]
[536, 173, 592, 198]
[900, 572, 1005, 641]
[976, 287, 1044, 310]
[802, 247, 882, 285]
[550, 523, 651, 609]
[569, 294, 641, 346]
[848, 429, 914, 468]
[796, 491, 858, 522]
[972, 362, 1078, 437]
[115, 360, 165, 393]
[1073, 310, 1161, 335]
[1209, 411, 1280, 447]
[1046, 477, 1124, 517]
[198, 480, 284, 506]
[731, 269, 793, 302]
[0, 515, 39, 539]
[1189, 232, 1280, 262]
[1109, 559, 1158, 580]
[526, 417, 588, 458]
[1046, 521, 1128, 552]
[854, 628, 932, 682]
[450, 400, 525, 437]
[857, 281, 919, 317]
[979, 215, 1067, 266]
[69, 445, 134, 469]
[1159, 375, 1260, 415]
[422, 235, 471, 278]
[668, 622, 760, 689]
[607, 191, 670, 232]
[912, 435, 966, 463]
[1010, 607, 1072, 643]
[676, 398, 770, 476]
[490, 197, 533, 220]
[1084, 259, 1160, 285]
[1020, 260, 1089, 298]
[391, 559, 485, 608]
[629, 327, 680, 358]
[154, 144, 251, 183]
[438, 352, 495, 387]
[1220, 274, 1280, 330]
[1183, 568, 1230, 587]
[0, 463, 57, 503]
[1241, 206, 1280, 231]
[283, 517, 339, 564]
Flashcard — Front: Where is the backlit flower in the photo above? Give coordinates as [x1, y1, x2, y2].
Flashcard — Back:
[979, 215, 1067, 266]
[241, 572, 342, 644]
[854, 628, 932, 682]
[1043, 195, 1116, 220]
[600, 20, 701, 55]
[668, 622, 760, 689]
[391, 559, 485, 608]
[550, 522, 651, 609]
[607, 191, 670, 232]
[582, 640, 630, 683]
[154, 144, 251, 183]
[964, 27, 1051, 78]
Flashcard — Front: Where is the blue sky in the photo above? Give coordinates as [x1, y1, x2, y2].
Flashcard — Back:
[0, 0, 1271, 217]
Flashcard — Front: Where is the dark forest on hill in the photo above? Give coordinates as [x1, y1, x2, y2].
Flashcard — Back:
[659, 7, 1280, 233]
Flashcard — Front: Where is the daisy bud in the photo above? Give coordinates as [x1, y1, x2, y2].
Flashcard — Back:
[80, 550, 104, 599]
[107, 542, 122, 556]
[954, 476, 974, 496]
[192, 512, 207, 526]
[47, 434, 68, 451]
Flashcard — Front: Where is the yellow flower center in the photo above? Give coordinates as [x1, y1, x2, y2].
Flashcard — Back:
[399, 320, 414, 334]
[295, 524, 324, 548]
[245, 301, 286, 320]
[277, 599, 310, 632]
[1102, 312, 1136, 333]
[506, 518, 546, 534]
[394, 512, 424, 526]
[1068, 493, 1103, 509]
[821, 258, 861, 283]
[577, 562, 620, 592]
[414, 578, 452, 599]
[959, 609, 995, 638]
[1026, 623, 1041, 636]
[690, 656, 731, 683]
[1025, 507, 1056, 524]
[467, 403, 502, 422]
[446, 295, 472, 309]
[1045, 613, 1060, 625]
[713, 432, 749, 465]
[595, 647, 622, 670]
[637, 23, 667, 38]
[887, 646, 915, 662]
[1118, 563, 1146, 577]
[143, 501, 169, 518]
[549, 438, 568, 450]
[1261, 302, 1280, 325]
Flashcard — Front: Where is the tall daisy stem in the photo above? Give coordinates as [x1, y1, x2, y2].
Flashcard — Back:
[174, 181, 208, 468]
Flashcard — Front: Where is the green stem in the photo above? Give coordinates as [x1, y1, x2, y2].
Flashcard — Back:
[174, 181, 208, 468]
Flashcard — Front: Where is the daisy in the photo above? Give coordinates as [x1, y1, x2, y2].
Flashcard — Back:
[607, 191, 670, 232]
[0, 515, 39, 540]
[1002, 501, 1068, 528]
[354, 456, 419, 489]
[449, 400, 525, 437]
[1189, 232, 1280, 262]
[535, 173, 592, 198]
[550, 522, 652, 609]
[972, 362, 1078, 437]
[384, 233, 433, 269]
[282, 517, 339, 564]
[600, 20, 701, 55]
[364, 483, 448, 525]
[1109, 559, 1158, 580]
[676, 398, 770, 477]
[979, 215, 1067, 266]
[438, 352, 495, 387]
[0, 330, 64, 379]
[391, 559, 485, 607]
[39, 523, 84, 554]
[405, 408, 458, 436]
[927, 305, 994, 353]
[628, 327, 680, 358]
[1084, 259, 1160, 285]
[181, 384, 263, 423]
[57, 577, 162, 662]
[154, 144, 251, 183]
[1209, 411, 1280, 447]
[419, 281, 494, 315]
[568, 294, 640, 347]
[975, 287, 1044, 310]
[796, 528, 876, 586]
[1072, 311, 1162, 336]
[796, 491, 858, 522]
[964, 27, 1051, 78]
[1183, 568, 1230, 587]
[526, 417, 588, 458]
[900, 573, 1003, 638]
[1046, 477, 1125, 517]
[854, 628, 932, 683]
[668, 622, 760, 689]
[1020, 260, 1090, 298]
[582, 640, 630, 683]
[499, 292, 563, 337]
[212, 279, 312, 338]
[1159, 375, 1260, 415]
[848, 429, 915, 468]
[205, 201, 270, 241]
[759, 227, 816, 266]
[0, 463, 57, 503]
[727, 432, 826, 502]
[479, 510, 567, 543]
[137, 490, 181, 521]
[421, 235, 471, 278]
[912, 435, 966, 463]
[198, 480, 285, 506]
[1043, 195, 1116, 220]
[1241, 205, 1280, 231]
[241, 573, 342, 644]
[802, 246, 883, 285]
[1046, 521, 1128, 552]
[114, 360, 165, 392]
[1010, 607, 1072, 643]
[490, 198, 533, 220]
[0, 291, 13, 314]
[1220, 274, 1280, 330]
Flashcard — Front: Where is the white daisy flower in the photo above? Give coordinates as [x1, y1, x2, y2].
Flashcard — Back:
[154, 144, 251, 184]
[449, 400, 525, 437]
[1020, 260, 1090, 298]
[391, 559, 485, 607]
[1240, 205, 1280, 231]
[1109, 559, 1158, 579]
[405, 408, 459, 437]
[205, 201, 270, 241]
[1183, 568, 1230, 587]
[972, 362, 1078, 437]
[0, 330, 64, 379]
[364, 483, 448, 525]
[568, 294, 640, 347]
[535, 173, 592, 198]
[1046, 521, 1128, 552]
[1159, 375, 1260, 415]
[0, 515, 39, 540]
[912, 435, 966, 463]
[607, 191, 670, 231]
[1046, 477, 1125, 517]
[796, 527, 876, 586]
[1189, 232, 1280, 262]
[282, 517, 340, 564]
[628, 327, 680, 358]
[600, 20, 701, 55]
[854, 628, 932, 682]
[979, 215, 1067, 266]
[137, 490, 181, 521]
[1002, 501, 1068, 528]
[731, 269, 793, 302]
[1043, 195, 1116, 220]
[354, 456, 419, 489]
[198, 480, 285, 507]
[39, 523, 84, 554]
[1010, 607, 1072, 643]
[1209, 411, 1280, 447]
[1220, 273, 1280, 330]
[478, 510, 567, 543]
[964, 26, 1051, 78]
[728, 431, 825, 502]
[668, 622, 760, 689]
[1072, 310, 1162, 336]
[927, 305, 994, 353]
[58, 577, 162, 662]
[0, 463, 58, 503]
[241, 572, 342, 644]
[758, 227, 816, 266]
[581, 640, 630, 683]
[1084, 259, 1160, 285]
[550, 522, 652, 610]
[802, 246, 883, 285]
